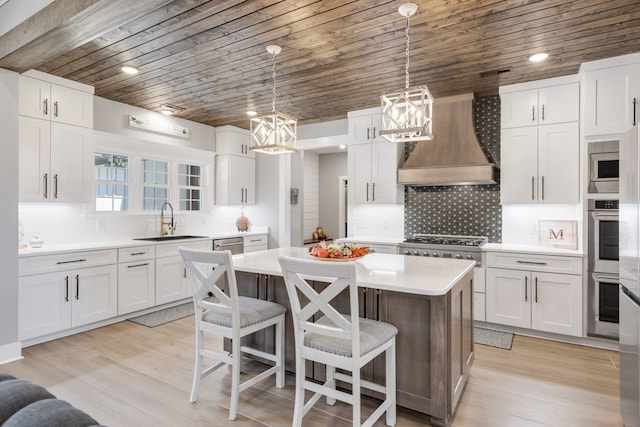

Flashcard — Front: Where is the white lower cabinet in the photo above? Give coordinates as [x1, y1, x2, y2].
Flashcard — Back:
[155, 256, 189, 305]
[243, 234, 268, 253]
[118, 246, 156, 315]
[485, 251, 583, 337]
[19, 250, 118, 341]
[155, 240, 211, 305]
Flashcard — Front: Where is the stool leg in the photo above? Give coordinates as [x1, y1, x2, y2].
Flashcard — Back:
[229, 338, 241, 420]
[190, 324, 203, 403]
[386, 341, 397, 426]
[276, 318, 285, 388]
[352, 367, 361, 426]
[292, 353, 305, 427]
[326, 365, 336, 406]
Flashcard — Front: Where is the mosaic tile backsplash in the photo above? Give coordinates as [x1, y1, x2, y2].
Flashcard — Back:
[403, 96, 502, 243]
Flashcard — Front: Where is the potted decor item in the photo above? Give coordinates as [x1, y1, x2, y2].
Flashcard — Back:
[235, 211, 249, 232]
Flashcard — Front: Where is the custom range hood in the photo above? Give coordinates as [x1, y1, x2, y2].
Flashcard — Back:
[397, 93, 497, 186]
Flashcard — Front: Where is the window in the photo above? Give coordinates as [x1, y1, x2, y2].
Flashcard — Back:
[142, 158, 169, 211]
[95, 153, 129, 211]
[178, 163, 202, 211]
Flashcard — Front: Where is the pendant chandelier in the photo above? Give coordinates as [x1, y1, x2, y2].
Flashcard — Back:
[379, 3, 434, 143]
[249, 45, 297, 154]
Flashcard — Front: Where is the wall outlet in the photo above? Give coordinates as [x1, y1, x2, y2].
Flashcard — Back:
[530, 223, 538, 236]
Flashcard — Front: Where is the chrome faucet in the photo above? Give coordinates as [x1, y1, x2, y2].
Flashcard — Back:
[160, 201, 176, 236]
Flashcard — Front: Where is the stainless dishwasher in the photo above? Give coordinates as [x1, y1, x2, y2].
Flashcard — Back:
[213, 237, 244, 254]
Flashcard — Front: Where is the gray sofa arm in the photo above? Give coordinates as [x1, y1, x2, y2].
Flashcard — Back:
[0, 373, 103, 426]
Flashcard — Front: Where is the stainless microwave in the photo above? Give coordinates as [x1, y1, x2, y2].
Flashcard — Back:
[589, 140, 619, 193]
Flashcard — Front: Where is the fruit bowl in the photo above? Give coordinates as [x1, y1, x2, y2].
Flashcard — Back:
[308, 242, 370, 261]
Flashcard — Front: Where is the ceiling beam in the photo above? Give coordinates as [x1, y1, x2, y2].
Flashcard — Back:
[0, 0, 174, 72]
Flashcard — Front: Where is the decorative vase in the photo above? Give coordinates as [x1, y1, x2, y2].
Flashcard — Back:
[235, 213, 249, 232]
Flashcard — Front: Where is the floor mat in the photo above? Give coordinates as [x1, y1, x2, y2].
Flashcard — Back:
[128, 302, 194, 327]
[474, 327, 514, 350]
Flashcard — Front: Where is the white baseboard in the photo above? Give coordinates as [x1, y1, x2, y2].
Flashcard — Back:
[0, 341, 22, 365]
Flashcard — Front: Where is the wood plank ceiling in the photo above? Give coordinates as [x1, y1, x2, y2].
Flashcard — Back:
[1, 0, 639, 129]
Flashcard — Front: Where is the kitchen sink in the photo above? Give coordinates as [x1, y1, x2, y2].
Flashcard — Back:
[133, 235, 209, 242]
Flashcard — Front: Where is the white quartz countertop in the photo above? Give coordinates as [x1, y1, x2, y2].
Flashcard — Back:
[232, 247, 475, 296]
[482, 243, 584, 256]
[18, 231, 267, 257]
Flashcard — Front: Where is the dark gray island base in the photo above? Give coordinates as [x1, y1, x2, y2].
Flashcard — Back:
[228, 248, 475, 426]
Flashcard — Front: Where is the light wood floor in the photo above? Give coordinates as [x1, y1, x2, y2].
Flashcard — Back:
[2, 317, 622, 426]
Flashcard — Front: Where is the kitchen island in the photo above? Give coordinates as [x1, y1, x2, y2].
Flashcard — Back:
[231, 247, 475, 426]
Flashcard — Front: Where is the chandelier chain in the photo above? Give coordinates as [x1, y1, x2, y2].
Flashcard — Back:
[271, 50, 277, 113]
[405, 12, 410, 89]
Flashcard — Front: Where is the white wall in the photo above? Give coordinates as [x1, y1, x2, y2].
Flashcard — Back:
[352, 205, 405, 239]
[319, 153, 347, 240]
[93, 97, 216, 152]
[501, 204, 582, 247]
[0, 68, 20, 363]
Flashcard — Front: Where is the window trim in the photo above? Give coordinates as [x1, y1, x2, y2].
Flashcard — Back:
[92, 133, 214, 215]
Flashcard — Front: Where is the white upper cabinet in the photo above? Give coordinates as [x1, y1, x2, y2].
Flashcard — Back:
[349, 108, 383, 144]
[501, 82, 579, 128]
[215, 125, 255, 158]
[215, 126, 256, 205]
[347, 107, 403, 205]
[581, 54, 640, 136]
[19, 74, 93, 128]
[19, 117, 93, 202]
[501, 122, 579, 204]
[500, 76, 580, 205]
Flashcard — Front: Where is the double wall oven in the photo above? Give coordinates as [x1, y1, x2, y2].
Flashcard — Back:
[587, 199, 620, 339]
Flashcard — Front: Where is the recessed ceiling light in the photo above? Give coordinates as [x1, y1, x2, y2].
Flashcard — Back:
[528, 53, 549, 63]
[121, 65, 139, 74]
[246, 110, 257, 116]
[339, 144, 347, 149]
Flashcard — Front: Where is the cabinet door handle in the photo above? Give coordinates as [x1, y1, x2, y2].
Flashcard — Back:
[65, 275, 69, 302]
[43, 99, 48, 116]
[367, 128, 370, 140]
[516, 260, 547, 266]
[532, 105, 535, 122]
[531, 176, 535, 201]
[54, 101, 59, 118]
[130, 252, 147, 256]
[373, 126, 377, 139]
[366, 182, 370, 202]
[541, 175, 545, 201]
[43, 173, 48, 199]
[183, 267, 186, 278]
[372, 182, 376, 202]
[240, 188, 244, 203]
[524, 275, 528, 302]
[127, 262, 150, 268]
[535, 276, 539, 303]
[541, 104, 545, 121]
[54, 174, 58, 199]
[633, 98, 637, 126]
[75, 274, 80, 300]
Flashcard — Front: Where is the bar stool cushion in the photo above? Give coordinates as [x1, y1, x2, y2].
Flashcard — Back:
[306, 315, 398, 357]
[202, 296, 286, 328]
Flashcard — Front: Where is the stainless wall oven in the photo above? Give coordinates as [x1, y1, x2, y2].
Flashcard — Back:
[587, 199, 619, 339]
[589, 140, 619, 194]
